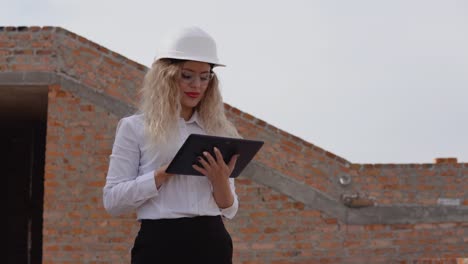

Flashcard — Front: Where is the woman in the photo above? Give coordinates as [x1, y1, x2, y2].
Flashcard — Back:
[103, 26, 240, 263]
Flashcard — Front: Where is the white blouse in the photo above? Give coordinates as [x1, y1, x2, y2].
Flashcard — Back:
[103, 112, 239, 220]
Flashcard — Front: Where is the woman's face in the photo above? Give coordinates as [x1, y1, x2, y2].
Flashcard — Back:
[178, 60, 212, 112]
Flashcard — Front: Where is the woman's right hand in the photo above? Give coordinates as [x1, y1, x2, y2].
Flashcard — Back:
[154, 164, 174, 190]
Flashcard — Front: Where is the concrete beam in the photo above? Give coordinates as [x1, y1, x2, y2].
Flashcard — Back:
[0, 71, 57, 85]
[346, 204, 468, 224]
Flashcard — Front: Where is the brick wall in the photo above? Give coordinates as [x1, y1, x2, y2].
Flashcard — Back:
[0, 26, 145, 105]
[44, 84, 137, 262]
[226, 105, 468, 207]
[226, 105, 345, 196]
[349, 162, 467, 205]
[230, 177, 467, 263]
[0, 27, 55, 72]
[1, 27, 466, 263]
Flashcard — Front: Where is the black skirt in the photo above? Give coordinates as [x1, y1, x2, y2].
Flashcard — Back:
[131, 215, 233, 264]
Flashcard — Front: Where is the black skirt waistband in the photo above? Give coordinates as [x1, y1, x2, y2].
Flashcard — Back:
[140, 215, 224, 233]
[140, 215, 222, 225]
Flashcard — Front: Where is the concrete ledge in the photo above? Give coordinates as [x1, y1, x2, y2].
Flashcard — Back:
[346, 204, 468, 224]
[0, 71, 55, 85]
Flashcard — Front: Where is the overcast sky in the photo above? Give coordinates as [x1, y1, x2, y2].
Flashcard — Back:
[2, 0, 467, 163]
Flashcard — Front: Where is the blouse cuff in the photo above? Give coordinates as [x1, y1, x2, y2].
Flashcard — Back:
[220, 197, 238, 220]
[135, 170, 158, 200]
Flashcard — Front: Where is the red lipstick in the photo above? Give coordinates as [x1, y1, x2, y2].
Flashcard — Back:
[185, 92, 200, 98]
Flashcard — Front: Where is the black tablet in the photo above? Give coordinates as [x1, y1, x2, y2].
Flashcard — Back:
[165, 134, 264, 178]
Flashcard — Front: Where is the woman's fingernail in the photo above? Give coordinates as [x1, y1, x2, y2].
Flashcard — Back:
[203, 152, 208, 156]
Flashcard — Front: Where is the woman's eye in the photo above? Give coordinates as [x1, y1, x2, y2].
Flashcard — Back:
[200, 76, 210, 81]
[181, 73, 192, 80]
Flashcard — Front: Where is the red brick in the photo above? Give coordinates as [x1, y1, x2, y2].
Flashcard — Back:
[230, 106, 241, 116]
[293, 202, 305, 210]
[251, 243, 276, 250]
[264, 227, 278, 233]
[344, 240, 364, 248]
[365, 224, 387, 231]
[391, 224, 414, 230]
[324, 218, 338, 224]
[373, 232, 394, 239]
[371, 239, 393, 248]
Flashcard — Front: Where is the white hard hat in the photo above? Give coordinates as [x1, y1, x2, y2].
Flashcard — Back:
[155, 26, 225, 67]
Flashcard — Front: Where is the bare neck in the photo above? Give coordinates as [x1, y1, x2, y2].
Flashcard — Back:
[181, 107, 194, 121]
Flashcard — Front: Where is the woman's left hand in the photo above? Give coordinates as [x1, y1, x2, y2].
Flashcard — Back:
[192, 147, 239, 185]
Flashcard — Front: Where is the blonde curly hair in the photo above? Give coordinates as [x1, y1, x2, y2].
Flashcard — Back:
[138, 59, 240, 147]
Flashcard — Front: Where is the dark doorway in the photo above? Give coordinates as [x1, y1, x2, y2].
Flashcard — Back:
[2, 86, 48, 264]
